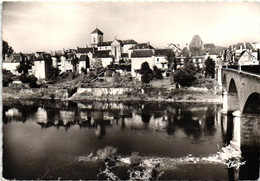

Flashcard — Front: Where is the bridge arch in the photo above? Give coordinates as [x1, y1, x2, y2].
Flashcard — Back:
[228, 78, 238, 93]
[242, 92, 260, 114]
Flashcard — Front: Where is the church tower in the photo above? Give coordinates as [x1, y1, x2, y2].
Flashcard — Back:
[90, 28, 103, 47]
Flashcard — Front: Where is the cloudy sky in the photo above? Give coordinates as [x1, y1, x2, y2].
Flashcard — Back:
[2, 1, 260, 53]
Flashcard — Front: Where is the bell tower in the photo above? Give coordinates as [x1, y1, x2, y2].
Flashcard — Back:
[90, 28, 103, 47]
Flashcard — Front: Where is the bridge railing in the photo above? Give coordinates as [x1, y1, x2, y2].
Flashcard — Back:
[223, 65, 260, 75]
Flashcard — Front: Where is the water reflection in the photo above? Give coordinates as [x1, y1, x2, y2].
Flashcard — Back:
[3, 101, 220, 139]
[2, 100, 260, 180]
[221, 113, 260, 180]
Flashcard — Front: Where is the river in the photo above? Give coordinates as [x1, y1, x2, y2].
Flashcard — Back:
[2, 100, 260, 180]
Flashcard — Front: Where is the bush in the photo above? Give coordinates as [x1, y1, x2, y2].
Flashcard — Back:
[19, 75, 38, 88]
[141, 73, 152, 84]
[2, 69, 15, 87]
[173, 66, 196, 87]
[113, 72, 122, 83]
[205, 57, 215, 78]
[153, 66, 163, 79]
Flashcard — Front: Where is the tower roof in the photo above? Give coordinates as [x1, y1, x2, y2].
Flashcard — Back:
[91, 28, 103, 35]
[189, 35, 204, 48]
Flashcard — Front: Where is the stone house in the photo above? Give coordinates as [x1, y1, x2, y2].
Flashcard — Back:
[78, 55, 90, 74]
[131, 50, 155, 77]
[2, 53, 21, 75]
[33, 52, 52, 80]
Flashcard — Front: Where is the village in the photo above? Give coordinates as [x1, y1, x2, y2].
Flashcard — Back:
[2, 27, 260, 101]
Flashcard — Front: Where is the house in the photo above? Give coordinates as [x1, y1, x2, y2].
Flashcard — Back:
[238, 50, 259, 65]
[131, 50, 155, 78]
[78, 55, 90, 74]
[154, 49, 171, 70]
[2, 53, 21, 75]
[97, 41, 112, 51]
[33, 52, 52, 80]
[122, 39, 138, 54]
[92, 50, 113, 67]
[59, 52, 77, 73]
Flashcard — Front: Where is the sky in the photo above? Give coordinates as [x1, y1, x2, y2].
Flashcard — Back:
[2, 1, 260, 53]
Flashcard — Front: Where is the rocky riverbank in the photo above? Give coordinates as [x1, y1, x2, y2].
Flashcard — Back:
[2, 86, 222, 103]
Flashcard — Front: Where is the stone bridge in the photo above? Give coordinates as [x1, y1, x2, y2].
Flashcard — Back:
[218, 67, 260, 114]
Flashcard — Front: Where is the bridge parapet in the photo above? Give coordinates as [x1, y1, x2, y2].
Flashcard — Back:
[220, 67, 260, 114]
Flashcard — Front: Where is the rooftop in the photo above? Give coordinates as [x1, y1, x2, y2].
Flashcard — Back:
[154, 49, 172, 56]
[93, 50, 111, 58]
[131, 50, 154, 58]
[91, 28, 103, 35]
[129, 43, 154, 50]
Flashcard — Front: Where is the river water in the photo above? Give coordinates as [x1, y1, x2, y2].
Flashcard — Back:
[2, 100, 260, 180]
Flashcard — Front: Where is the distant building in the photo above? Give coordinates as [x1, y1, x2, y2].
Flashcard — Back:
[90, 28, 104, 47]
[2, 53, 21, 75]
[33, 52, 52, 80]
[238, 50, 259, 65]
[78, 55, 90, 74]
[131, 48, 172, 78]
[225, 42, 259, 64]
[131, 49, 154, 78]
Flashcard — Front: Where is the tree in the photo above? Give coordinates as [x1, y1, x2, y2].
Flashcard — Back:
[71, 55, 79, 73]
[139, 62, 153, 84]
[50, 66, 60, 79]
[173, 63, 196, 87]
[2, 40, 14, 59]
[16, 53, 32, 75]
[93, 58, 104, 74]
[140, 62, 152, 74]
[204, 57, 215, 78]
[19, 74, 38, 88]
[2, 69, 15, 87]
[113, 72, 122, 83]
[166, 50, 176, 70]
[153, 66, 163, 79]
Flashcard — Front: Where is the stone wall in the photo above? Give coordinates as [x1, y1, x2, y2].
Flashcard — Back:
[241, 115, 260, 148]
[2, 87, 68, 100]
[77, 87, 133, 96]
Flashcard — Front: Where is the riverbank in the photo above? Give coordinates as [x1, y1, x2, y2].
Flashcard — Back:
[2, 86, 222, 103]
[78, 145, 242, 180]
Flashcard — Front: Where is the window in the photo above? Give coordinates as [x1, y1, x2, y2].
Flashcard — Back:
[93, 37, 96, 43]
[157, 58, 159, 62]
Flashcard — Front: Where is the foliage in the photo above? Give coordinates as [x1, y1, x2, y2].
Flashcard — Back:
[113, 72, 122, 83]
[173, 63, 196, 87]
[2, 69, 15, 87]
[140, 62, 153, 84]
[93, 58, 103, 73]
[71, 55, 79, 72]
[166, 50, 176, 70]
[2, 40, 14, 58]
[81, 67, 87, 74]
[16, 53, 32, 75]
[19, 74, 38, 88]
[50, 66, 60, 79]
[96, 146, 118, 160]
[140, 62, 152, 75]
[141, 73, 152, 84]
[153, 66, 163, 79]
[204, 57, 215, 78]
[105, 69, 114, 77]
